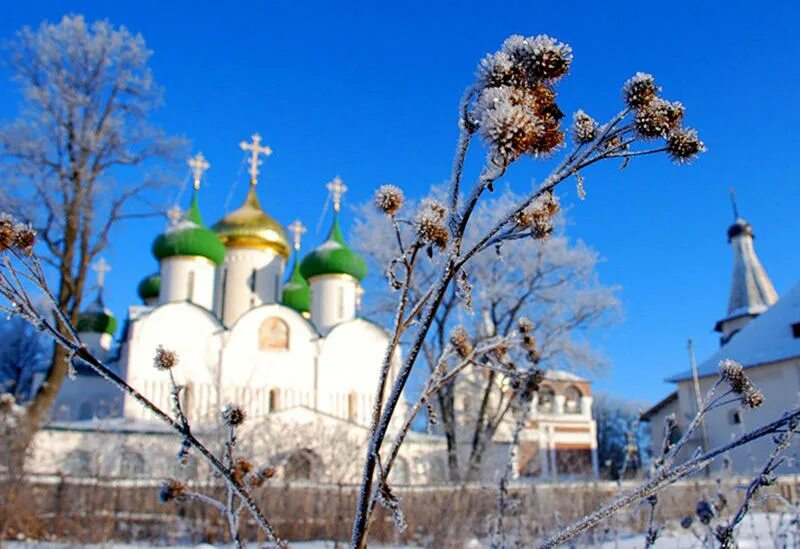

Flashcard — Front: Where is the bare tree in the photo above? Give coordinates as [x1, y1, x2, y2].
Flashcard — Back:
[0, 317, 49, 400]
[592, 392, 648, 479]
[354, 189, 619, 480]
[0, 15, 184, 443]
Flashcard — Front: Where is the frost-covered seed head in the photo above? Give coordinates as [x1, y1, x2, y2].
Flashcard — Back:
[742, 388, 765, 409]
[477, 50, 526, 89]
[667, 128, 706, 164]
[572, 109, 598, 144]
[450, 326, 472, 358]
[517, 317, 534, 334]
[476, 86, 544, 161]
[159, 478, 186, 503]
[680, 516, 693, 529]
[13, 224, 36, 255]
[221, 403, 246, 427]
[414, 199, 449, 249]
[499, 34, 572, 84]
[720, 359, 747, 391]
[623, 72, 658, 108]
[153, 345, 178, 370]
[634, 98, 680, 139]
[374, 184, 404, 216]
[0, 215, 15, 251]
[516, 192, 559, 239]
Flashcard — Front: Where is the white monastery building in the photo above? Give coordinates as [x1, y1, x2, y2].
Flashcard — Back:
[34, 136, 598, 483]
[644, 201, 800, 473]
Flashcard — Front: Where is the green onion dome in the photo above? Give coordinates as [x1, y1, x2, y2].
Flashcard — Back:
[282, 258, 310, 313]
[152, 191, 226, 265]
[300, 214, 367, 281]
[137, 272, 160, 302]
[76, 294, 117, 335]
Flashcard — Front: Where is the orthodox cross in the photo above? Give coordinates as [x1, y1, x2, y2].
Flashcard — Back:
[188, 152, 210, 190]
[288, 219, 307, 251]
[729, 186, 740, 219]
[167, 205, 183, 226]
[240, 133, 272, 184]
[326, 176, 347, 212]
[91, 257, 111, 290]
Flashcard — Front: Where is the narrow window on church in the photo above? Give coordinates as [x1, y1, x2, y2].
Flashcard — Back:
[250, 268, 257, 294]
[274, 273, 279, 301]
[187, 271, 195, 302]
[220, 268, 228, 314]
[338, 286, 345, 319]
[347, 392, 358, 421]
[269, 388, 280, 412]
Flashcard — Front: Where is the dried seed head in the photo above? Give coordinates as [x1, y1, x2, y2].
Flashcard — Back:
[233, 458, 253, 484]
[667, 127, 705, 164]
[477, 50, 526, 89]
[517, 317, 534, 334]
[719, 359, 747, 392]
[450, 326, 472, 358]
[159, 478, 186, 503]
[516, 191, 559, 239]
[153, 345, 178, 371]
[414, 199, 449, 250]
[221, 403, 246, 427]
[623, 72, 658, 108]
[680, 516, 693, 529]
[0, 215, 15, 251]
[695, 498, 715, 525]
[374, 185, 405, 216]
[634, 98, 680, 139]
[248, 466, 276, 488]
[499, 34, 572, 84]
[476, 86, 545, 162]
[13, 224, 36, 255]
[572, 109, 598, 144]
[742, 388, 765, 409]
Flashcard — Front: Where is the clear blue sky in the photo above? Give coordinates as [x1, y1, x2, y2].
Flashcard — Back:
[1, 1, 798, 405]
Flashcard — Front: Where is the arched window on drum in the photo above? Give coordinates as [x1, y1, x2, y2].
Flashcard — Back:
[537, 385, 556, 414]
[564, 385, 583, 414]
[259, 317, 289, 350]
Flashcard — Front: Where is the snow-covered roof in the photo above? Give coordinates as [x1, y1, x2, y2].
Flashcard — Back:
[669, 282, 800, 382]
[543, 369, 587, 382]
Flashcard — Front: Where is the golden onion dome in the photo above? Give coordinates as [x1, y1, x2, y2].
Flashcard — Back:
[211, 185, 290, 258]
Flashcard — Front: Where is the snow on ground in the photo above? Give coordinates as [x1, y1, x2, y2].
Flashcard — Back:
[5, 512, 799, 548]
[595, 512, 799, 548]
[3, 543, 418, 548]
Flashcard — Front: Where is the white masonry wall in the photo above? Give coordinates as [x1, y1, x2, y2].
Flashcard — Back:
[217, 248, 285, 326]
[309, 274, 359, 333]
[159, 256, 216, 311]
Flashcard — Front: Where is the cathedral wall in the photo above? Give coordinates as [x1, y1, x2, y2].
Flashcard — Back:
[309, 275, 358, 333]
[316, 319, 397, 425]
[219, 248, 285, 325]
[159, 256, 216, 310]
[122, 302, 224, 423]
[221, 304, 318, 418]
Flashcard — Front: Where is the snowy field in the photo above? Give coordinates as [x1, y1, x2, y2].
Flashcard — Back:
[4, 511, 799, 548]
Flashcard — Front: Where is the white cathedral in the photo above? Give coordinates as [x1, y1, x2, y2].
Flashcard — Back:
[31, 136, 598, 484]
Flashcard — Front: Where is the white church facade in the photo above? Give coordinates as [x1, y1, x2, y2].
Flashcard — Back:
[644, 204, 800, 473]
[32, 136, 598, 484]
